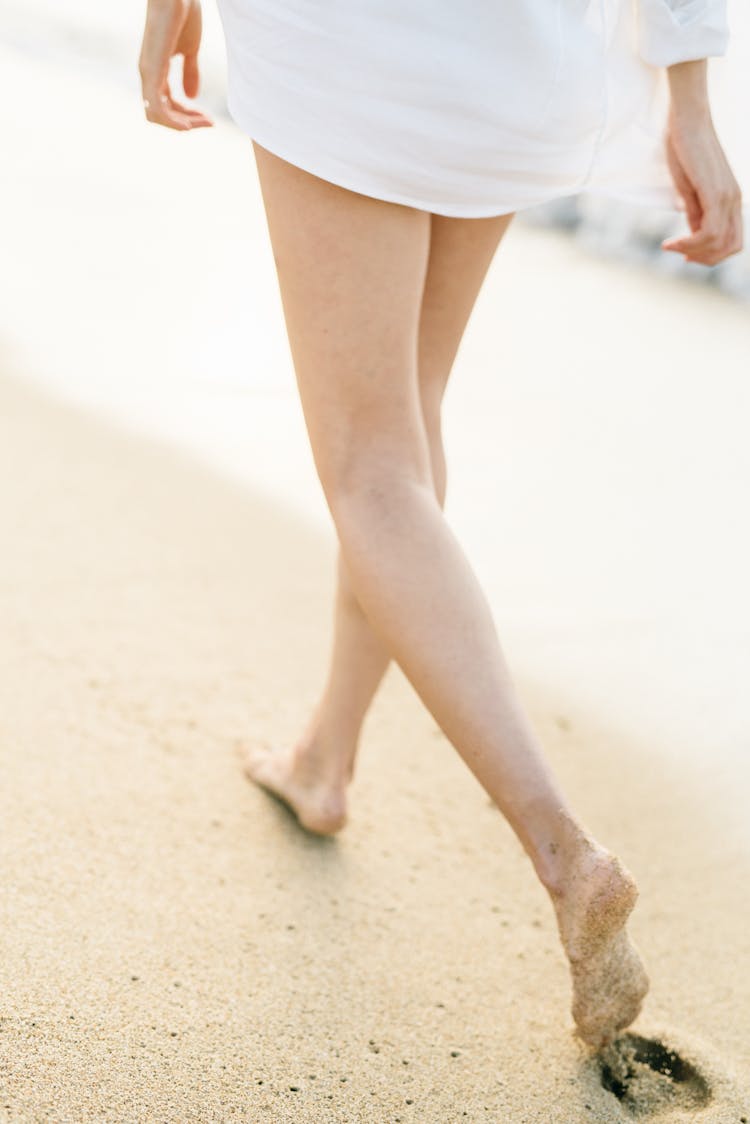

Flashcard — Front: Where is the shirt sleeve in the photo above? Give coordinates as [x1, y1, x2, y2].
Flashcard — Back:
[636, 0, 730, 66]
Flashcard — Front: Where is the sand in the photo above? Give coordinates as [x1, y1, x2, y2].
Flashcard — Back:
[1, 366, 749, 1124]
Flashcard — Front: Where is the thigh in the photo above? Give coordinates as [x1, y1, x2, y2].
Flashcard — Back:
[418, 211, 515, 412]
[252, 141, 433, 497]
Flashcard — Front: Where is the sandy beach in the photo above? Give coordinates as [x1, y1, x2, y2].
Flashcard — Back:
[1, 363, 750, 1123]
[3, 10, 750, 1122]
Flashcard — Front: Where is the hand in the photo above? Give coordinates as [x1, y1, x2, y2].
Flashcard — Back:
[139, 0, 214, 130]
[661, 105, 743, 266]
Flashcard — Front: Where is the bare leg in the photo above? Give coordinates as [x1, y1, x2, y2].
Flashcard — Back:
[245, 209, 513, 830]
[247, 142, 648, 1048]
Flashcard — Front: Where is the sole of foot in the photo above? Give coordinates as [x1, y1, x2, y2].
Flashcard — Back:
[556, 846, 650, 1049]
[240, 742, 348, 836]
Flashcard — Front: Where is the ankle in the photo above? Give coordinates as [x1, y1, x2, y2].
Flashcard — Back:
[529, 809, 597, 899]
[292, 733, 353, 790]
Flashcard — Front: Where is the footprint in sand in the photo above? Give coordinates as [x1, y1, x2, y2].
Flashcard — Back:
[598, 1033, 712, 1117]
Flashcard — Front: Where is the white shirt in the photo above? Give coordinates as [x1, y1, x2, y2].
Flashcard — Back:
[215, 0, 730, 217]
[637, 0, 728, 65]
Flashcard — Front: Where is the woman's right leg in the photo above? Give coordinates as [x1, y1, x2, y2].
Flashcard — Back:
[250, 142, 648, 1048]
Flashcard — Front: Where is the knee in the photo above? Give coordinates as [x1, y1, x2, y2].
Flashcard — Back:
[321, 439, 435, 531]
[318, 426, 446, 527]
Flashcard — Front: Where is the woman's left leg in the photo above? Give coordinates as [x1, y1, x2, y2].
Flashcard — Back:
[245, 210, 514, 831]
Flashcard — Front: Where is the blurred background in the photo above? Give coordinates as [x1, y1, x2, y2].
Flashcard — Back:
[1, 0, 749, 845]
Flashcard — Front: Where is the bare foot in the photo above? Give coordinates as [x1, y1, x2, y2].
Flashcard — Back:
[553, 838, 649, 1048]
[241, 741, 349, 836]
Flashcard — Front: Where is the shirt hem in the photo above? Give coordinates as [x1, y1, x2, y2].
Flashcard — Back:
[227, 103, 584, 219]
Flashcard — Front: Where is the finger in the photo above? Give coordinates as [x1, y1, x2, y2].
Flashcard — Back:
[166, 92, 213, 126]
[665, 239, 724, 266]
[662, 204, 727, 261]
[169, 100, 211, 121]
[661, 232, 720, 259]
[662, 238, 722, 265]
[665, 236, 724, 264]
[142, 90, 196, 131]
[183, 51, 200, 99]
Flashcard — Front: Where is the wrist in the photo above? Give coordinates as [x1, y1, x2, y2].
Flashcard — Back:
[667, 60, 712, 124]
